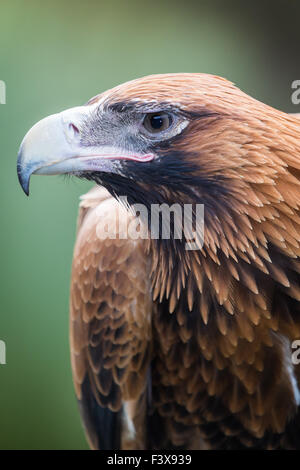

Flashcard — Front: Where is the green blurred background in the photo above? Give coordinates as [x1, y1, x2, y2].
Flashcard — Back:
[0, 0, 299, 449]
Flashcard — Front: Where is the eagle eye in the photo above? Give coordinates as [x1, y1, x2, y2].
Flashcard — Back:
[142, 112, 173, 134]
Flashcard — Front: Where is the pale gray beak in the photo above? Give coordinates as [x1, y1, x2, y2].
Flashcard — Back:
[17, 104, 153, 195]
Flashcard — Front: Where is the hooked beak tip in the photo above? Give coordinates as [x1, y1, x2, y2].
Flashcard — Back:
[17, 151, 30, 196]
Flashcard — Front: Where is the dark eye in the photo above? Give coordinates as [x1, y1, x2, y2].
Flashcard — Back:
[143, 112, 173, 134]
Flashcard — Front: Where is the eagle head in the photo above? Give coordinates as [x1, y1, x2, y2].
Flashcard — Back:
[16, 74, 257, 202]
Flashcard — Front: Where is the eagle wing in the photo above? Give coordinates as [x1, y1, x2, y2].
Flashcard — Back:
[70, 187, 152, 449]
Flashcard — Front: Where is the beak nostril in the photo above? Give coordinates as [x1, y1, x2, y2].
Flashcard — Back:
[69, 122, 80, 137]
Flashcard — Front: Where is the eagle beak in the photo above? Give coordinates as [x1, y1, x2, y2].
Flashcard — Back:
[17, 105, 154, 195]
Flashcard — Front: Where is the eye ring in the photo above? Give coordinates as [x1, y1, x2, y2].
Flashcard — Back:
[142, 112, 173, 134]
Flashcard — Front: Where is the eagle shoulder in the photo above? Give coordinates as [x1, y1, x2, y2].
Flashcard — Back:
[70, 186, 152, 449]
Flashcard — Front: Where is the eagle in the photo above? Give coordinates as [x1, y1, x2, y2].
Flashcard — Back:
[17, 74, 300, 450]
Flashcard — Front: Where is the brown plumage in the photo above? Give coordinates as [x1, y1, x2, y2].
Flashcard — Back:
[17, 74, 300, 449]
